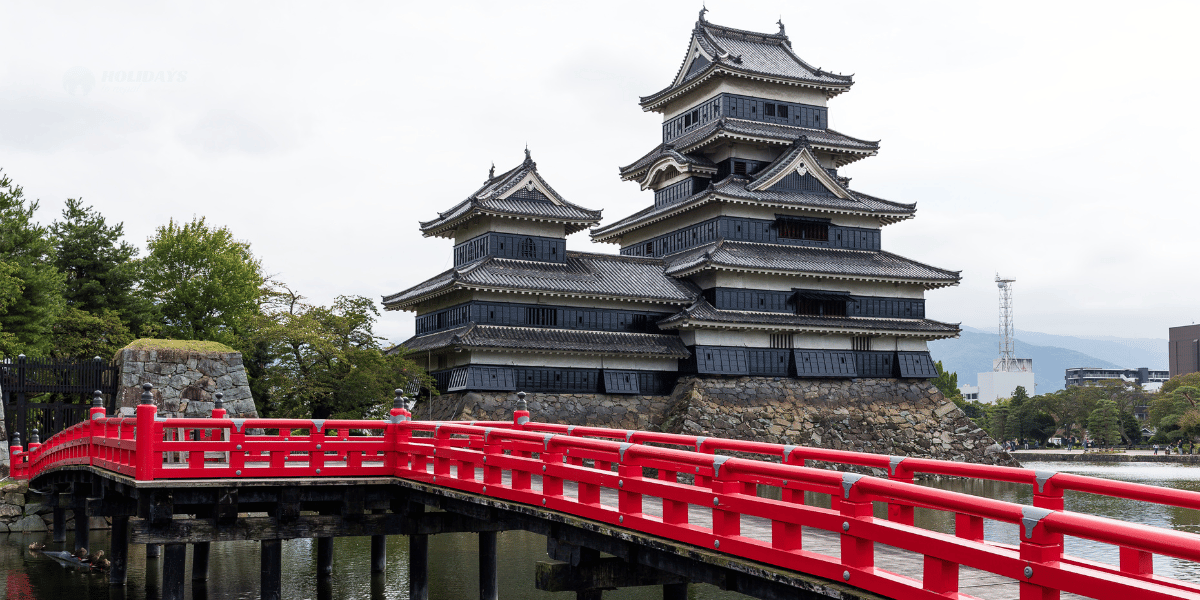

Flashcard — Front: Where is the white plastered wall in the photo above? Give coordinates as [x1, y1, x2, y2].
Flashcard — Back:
[467, 351, 677, 371]
[453, 216, 567, 244]
[688, 272, 926, 299]
[662, 78, 829, 119]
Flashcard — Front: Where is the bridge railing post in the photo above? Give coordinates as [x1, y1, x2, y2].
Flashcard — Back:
[1017, 507, 1063, 600]
[709, 458, 743, 538]
[387, 389, 407, 473]
[89, 389, 105, 468]
[838, 475, 874, 574]
[135, 383, 159, 481]
[616, 459, 642, 520]
[886, 460, 916, 526]
[540, 438, 563, 500]
[9, 433, 23, 479]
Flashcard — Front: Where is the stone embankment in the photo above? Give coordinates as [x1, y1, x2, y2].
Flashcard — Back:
[0, 480, 109, 533]
[418, 376, 1017, 470]
[115, 340, 258, 419]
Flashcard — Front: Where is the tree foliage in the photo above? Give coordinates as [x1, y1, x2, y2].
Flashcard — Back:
[141, 217, 264, 344]
[50, 198, 152, 334]
[0, 171, 64, 356]
[252, 284, 431, 419]
[1088, 399, 1123, 446]
[931, 361, 962, 401]
[49, 307, 134, 360]
[1162, 373, 1200, 397]
[1149, 386, 1200, 443]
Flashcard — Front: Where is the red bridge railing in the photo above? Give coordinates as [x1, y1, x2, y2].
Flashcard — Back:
[10, 388, 1200, 600]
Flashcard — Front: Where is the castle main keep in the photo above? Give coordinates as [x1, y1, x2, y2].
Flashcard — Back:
[384, 11, 961, 399]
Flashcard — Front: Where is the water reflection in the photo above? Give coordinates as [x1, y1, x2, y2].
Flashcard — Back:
[4, 461, 1200, 598]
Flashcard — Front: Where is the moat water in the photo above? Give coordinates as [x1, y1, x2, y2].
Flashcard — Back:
[2, 461, 1198, 599]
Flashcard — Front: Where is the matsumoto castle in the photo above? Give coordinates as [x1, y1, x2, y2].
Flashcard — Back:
[384, 11, 961, 396]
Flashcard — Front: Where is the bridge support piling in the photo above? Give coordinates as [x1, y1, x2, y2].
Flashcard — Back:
[52, 507, 66, 543]
[409, 534, 429, 600]
[73, 505, 89, 553]
[371, 534, 387, 573]
[317, 536, 334, 576]
[663, 582, 688, 600]
[192, 542, 211, 581]
[261, 539, 283, 600]
[479, 530, 498, 600]
[162, 543, 186, 600]
[147, 543, 161, 558]
[109, 516, 129, 586]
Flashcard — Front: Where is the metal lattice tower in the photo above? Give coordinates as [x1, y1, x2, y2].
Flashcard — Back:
[995, 274, 1018, 372]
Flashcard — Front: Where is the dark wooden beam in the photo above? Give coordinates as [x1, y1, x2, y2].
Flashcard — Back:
[130, 512, 516, 544]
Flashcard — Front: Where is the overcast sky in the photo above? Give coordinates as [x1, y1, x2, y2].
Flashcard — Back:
[3, 1, 1197, 345]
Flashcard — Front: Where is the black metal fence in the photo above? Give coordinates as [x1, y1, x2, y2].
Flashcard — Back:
[1, 355, 118, 445]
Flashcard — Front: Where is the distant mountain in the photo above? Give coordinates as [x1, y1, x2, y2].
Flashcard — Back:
[969, 327, 1168, 371]
[929, 328, 1123, 394]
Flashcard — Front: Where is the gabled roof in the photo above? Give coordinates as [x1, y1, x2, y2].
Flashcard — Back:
[591, 175, 915, 243]
[641, 11, 854, 112]
[617, 145, 717, 189]
[661, 240, 960, 288]
[675, 118, 879, 165]
[656, 299, 960, 339]
[420, 150, 603, 238]
[382, 251, 699, 310]
[398, 323, 691, 359]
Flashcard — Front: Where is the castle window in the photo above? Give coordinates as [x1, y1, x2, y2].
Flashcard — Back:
[770, 334, 793, 349]
[644, 242, 652, 256]
[778, 105, 789, 119]
[525, 307, 557, 326]
[765, 103, 776, 117]
[777, 218, 829, 241]
[852, 336, 872, 351]
[520, 237, 536, 258]
[734, 162, 747, 175]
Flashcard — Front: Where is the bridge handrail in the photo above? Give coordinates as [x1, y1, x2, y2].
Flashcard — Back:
[488, 421, 1200, 513]
[400, 420, 1200, 599]
[12, 399, 1200, 599]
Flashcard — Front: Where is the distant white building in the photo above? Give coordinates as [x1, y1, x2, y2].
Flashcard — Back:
[978, 358, 1035, 403]
[1064, 367, 1167, 392]
[959, 384, 979, 401]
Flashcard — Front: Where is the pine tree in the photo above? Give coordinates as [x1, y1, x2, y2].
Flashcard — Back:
[50, 198, 151, 334]
[0, 171, 65, 356]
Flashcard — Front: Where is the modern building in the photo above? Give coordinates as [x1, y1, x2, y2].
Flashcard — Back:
[384, 11, 961, 395]
[1169, 324, 1200, 378]
[959, 384, 979, 401]
[1064, 367, 1169, 392]
[977, 358, 1035, 403]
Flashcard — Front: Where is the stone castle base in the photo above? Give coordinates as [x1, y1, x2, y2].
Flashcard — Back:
[414, 377, 1016, 468]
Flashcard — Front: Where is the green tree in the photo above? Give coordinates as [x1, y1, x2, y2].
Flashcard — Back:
[0, 171, 65, 356]
[931, 361, 962, 401]
[252, 284, 431, 419]
[48, 307, 134, 360]
[988, 402, 1010, 442]
[1005, 386, 1032, 442]
[1162, 373, 1200, 397]
[141, 217, 264, 344]
[50, 198, 152, 334]
[0, 261, 22, 354]
[1149, 386, 1200, 443]
[1088, 399, 1122, 447]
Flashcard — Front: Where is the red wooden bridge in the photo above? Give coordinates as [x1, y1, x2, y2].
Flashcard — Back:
[12, 386, 1200, 600]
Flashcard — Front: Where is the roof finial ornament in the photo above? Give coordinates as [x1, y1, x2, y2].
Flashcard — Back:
[523, 145, 534, 167]
[699, 5, 708, 22]
[777, 18, 786, 35]
[488, 162, 495, 179]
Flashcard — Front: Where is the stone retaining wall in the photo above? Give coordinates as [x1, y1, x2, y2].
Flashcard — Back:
[116, 346, 258, 419]
[421, 376, 1016, 469]
[0, 480, 109, 533]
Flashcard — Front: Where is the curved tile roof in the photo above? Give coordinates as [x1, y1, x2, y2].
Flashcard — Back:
[670, 118, 879, 157]
[661, 241, 960, 286]
[399, 323, 691, 358]
[642, 14, 854, 110]
[382, 251, 698, 310]
[618, 145, 717, 181]
[420, 152, 602, 237]
[592, 176, 915, 242]
[657, 299, 960, 338]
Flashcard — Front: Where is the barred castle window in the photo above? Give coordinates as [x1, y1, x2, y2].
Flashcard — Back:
[520, 238, 536, 258]
[525, 307, 557, 326]
[777, 218, 829, 241]
[852, 336, 872, 351]
[770, 333, 793, 349]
